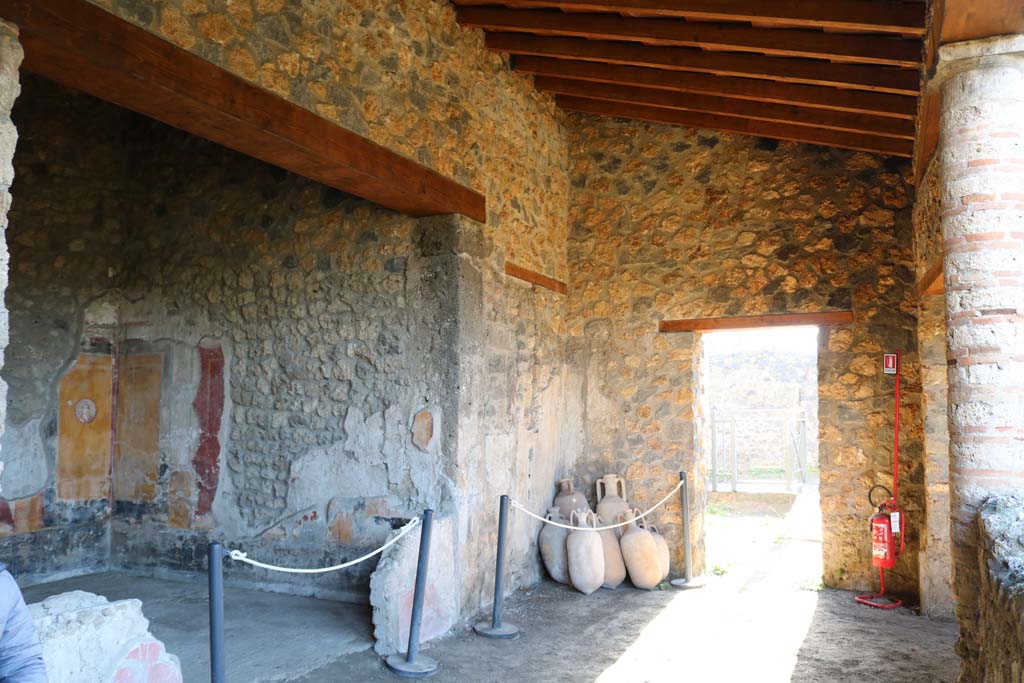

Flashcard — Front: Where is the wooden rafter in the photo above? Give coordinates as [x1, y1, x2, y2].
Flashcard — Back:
[534, 77, 915, 139]
[454, 0, 926, 35]
[487, 34, 920, 95]
[457, 8, 923, 67]
[504, 262, 568, 294]
[516, 57, 917, 119]
[659, 311, 854, 332]
[2, 0, 487, 222]
[559, 96, 913, 156]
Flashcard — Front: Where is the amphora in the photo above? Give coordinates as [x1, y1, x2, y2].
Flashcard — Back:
[538, 507, 571, 584]
[554, 479, 589, 521]
[595, 474, 629, 538]
[566, 510, 605, 595]
[619, 509, 662, 590]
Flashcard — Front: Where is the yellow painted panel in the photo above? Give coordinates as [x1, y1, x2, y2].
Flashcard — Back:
[57, 354, 113, 501]
[114, 354, 163, 503]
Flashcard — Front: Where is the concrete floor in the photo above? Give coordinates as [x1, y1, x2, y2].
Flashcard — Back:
[300, 488, 959, 682]
[21, 572, 373, 682]
[18, 492, 959, 682]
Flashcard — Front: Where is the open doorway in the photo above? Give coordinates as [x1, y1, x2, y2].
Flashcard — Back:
[700, 326, 823, 591]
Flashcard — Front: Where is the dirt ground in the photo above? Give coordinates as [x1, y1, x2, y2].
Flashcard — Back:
[299, 487, 960, 683]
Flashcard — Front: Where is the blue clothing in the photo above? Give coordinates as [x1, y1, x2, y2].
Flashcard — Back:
[0, 565, 46, 682]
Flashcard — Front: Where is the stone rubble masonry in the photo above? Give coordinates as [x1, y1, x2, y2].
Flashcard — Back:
[0, 19, 19, 473]
[932, 34, 1024, 678]
[976, 494, 1024, 683]
[30, 590, 182, 683]
[566, 115, 924, 595]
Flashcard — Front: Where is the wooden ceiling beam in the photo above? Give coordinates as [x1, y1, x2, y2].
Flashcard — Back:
[515, 57, 918, 119]
[455, 0, 925, 35]
[2, 0, 487, 222]
[558, 96, 914, 156]
[486, 33, 920, 95]
[457, 8, 923, 66]
[534, 77, 915, 138]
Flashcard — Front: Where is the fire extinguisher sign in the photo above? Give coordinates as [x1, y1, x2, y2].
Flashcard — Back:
[883, 353, 899, 375]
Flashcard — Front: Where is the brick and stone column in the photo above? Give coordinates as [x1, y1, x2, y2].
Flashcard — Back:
[0, 20, 22, 438]
[933, 35, 1024, 678]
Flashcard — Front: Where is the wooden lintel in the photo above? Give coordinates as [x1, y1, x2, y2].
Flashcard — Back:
[504, 262, 568, 294]
[659, 311, 854, 332]
[2, 0, 487, 223]
[916, 259, 945, 298]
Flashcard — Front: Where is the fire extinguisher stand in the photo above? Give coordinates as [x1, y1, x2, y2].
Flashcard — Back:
[855, 351, 906, 610]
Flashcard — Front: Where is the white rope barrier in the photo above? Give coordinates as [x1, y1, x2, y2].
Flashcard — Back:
[226, 515, 421, 574]
[510, 478, 684, 532]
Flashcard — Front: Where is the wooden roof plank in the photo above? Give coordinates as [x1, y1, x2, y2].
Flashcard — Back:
[455, 0, 925, 35]
[486, 33, 920, 94]
[534, 76, 915, 138]
[515, 57, 918, 119]
[558, 95, 914, 156]
[457, 7, 923, 66]
[2, 0, 486, 222]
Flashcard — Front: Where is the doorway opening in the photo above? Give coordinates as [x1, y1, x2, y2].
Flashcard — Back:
[700, 325, 822, 591]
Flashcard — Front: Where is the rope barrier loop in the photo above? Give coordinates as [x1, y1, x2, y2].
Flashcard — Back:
[226, 514, 421, 574]
[511, 478, 685, 532]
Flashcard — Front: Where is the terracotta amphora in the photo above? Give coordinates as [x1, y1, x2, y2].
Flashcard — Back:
[597, 514, 627, 589]
[595, 474, 630, 538]
[554, 478, 589, 521]
[647, 524, 671, 581]
[619, 509, 662, 590]
[539, 507, 571, 584]
[567, 510, 605, 595]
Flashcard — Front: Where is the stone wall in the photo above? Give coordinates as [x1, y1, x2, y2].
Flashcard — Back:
[975, 494, 1024, 681]
[1, 36, 573, 625]
[566, 115, 924, 595]
[0, 76, 138, 583]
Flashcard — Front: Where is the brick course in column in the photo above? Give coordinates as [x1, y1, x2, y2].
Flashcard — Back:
[934, 35, 1024, 679]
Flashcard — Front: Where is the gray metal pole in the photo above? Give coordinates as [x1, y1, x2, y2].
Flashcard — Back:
[386, 510, 438, 678]
[730, 416, 738, 492]
[474, 494, 519, 638]
[208, 542, 226, 683]
[710, 419, 719, 492]
[671, 471, 704, 590]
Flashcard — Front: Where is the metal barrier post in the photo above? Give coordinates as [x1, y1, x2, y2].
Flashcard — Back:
[473, 495, 519, 638]
[386, 510, 438, 678]
[208, 542, 227, 683]
[671, 471, 704, 590]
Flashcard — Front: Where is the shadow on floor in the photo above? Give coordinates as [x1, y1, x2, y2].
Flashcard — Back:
[21, 572, 374, 683]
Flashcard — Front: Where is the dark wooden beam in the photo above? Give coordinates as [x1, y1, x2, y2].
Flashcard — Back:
[504, 262, 568, 294]
[558, 96, 914, 156]
[535, 77, 915, 139]
[2, 0, 486, 222]
[486, 33, 920, 95]
[916, 258, 945, 298]
[515, 57, 918, 119]
[457, 8, 923, 67]
[659, 311, 854, 332]
[455, 0, 925, 35]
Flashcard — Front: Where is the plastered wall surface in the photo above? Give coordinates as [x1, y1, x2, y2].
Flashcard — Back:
[566, 115, 925, 595]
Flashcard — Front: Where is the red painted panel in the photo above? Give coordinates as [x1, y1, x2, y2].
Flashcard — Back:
[192, 344, 225, 516]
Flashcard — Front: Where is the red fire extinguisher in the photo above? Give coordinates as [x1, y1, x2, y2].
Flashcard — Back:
[855, 352, 906, 609]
